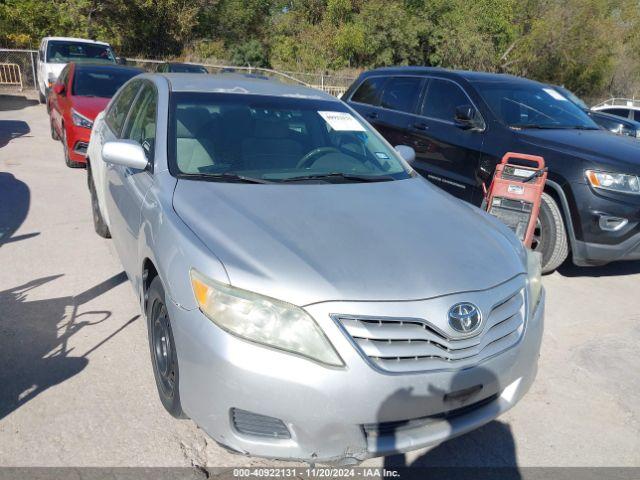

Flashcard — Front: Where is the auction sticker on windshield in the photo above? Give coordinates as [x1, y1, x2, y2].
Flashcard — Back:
[543, 88, 567, 101]
[318, 111, 366, 132]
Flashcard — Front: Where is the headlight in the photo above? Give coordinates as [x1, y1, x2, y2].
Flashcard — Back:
[190, 269, 343, 367]
[71, 109, 93, 129]
[586, 170, 640, 194]
[526, 249, 542, 316]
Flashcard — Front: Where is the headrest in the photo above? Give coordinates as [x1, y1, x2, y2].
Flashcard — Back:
[176, 107, 211, 138]
[251, 118, 289, 139]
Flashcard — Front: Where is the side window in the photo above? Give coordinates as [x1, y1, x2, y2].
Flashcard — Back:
[57, 65, 69, 87]
[633, 110, 640, 122]
[351, 77, 387, 106]
[104, 81, 141, 137]
[421, 79, 470, 122]
[603, 108, 630, 119]
[380, 76, 423, 113]
[123, 84, 157, 161]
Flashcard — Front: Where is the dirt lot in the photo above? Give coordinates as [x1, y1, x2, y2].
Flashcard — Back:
[0, 94, 639, 471]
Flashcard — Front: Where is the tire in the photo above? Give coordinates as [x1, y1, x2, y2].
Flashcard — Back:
[38, 89, 46, 104]
[50, 114, 59, 140]
[147, 276, 185, 419]
[61, 126, 84, 168]
[531, 192, 569, 273]
[88, 167, 111, 238]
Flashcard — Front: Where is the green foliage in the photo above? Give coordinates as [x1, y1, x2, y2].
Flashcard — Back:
[2, 0, 640, 98]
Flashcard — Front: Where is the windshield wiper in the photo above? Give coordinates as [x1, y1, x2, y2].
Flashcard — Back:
[179, 172, 274, 184]
[279, 172, 395, 183]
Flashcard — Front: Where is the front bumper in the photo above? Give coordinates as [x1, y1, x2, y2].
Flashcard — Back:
[169, 283, 543, 464]
[569, 182, 640, 266]
[66, 124, 90, 163]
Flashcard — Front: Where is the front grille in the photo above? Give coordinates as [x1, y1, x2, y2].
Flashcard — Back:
[335, 287, 525, 373]
[231, 408, 291, 439]
[362, 394, 499, 438]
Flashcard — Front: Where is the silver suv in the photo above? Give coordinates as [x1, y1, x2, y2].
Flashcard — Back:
[86, 73, 544, 464]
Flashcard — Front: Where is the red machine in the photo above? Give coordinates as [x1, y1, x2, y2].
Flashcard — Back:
[483, 152, 547, 248]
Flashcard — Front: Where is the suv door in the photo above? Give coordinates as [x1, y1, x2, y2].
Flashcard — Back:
[374, 76, 425, 147]
[105, 82, 157, 279]
[408, 78, 485, 203]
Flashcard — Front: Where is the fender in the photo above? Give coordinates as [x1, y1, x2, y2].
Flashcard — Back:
[544, 179, 578, 259]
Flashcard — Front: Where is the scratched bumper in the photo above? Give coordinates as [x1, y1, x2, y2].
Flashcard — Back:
[168, 288, 543, 464]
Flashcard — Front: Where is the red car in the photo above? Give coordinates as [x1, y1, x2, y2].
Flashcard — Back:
[48, 62, 143, 168]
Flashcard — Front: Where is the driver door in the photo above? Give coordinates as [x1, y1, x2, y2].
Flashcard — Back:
[105, 82, 157, 279]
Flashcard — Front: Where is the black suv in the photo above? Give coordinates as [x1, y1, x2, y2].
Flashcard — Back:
[344, 67, 640, 272]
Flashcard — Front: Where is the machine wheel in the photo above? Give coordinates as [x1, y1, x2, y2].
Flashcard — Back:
[62, 126, 84, 168]
[147, 276, 186, 419]
[88, 167, 111, 238]
[531, 193, 569, 273]
[49, 114, 59, 140]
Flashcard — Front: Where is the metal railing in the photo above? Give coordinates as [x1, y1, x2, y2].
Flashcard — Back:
[592, 97, 640, 109]
[0, 63, 23, 90]
[0, 48, 355, 98]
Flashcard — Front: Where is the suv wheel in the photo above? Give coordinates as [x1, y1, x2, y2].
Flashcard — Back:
[531, 192, 569, 273]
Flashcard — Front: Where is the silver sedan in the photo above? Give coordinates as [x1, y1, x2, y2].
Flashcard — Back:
[85, 73, 544, 464]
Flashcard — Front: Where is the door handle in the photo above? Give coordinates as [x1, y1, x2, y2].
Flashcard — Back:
[413, 122, 429, 131]
[366, 112, 378, 120]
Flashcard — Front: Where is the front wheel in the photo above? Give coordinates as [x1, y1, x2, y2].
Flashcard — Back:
[88, 167, 110, 238]
[531, 192, 569, 273]
[147, 276, 185, 418]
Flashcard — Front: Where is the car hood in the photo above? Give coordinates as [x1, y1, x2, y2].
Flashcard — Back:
[44, 63, 66, 82]
[173, 177, 525, 306]
[70, 96, 110, 120]
[519, 128, 640, 174]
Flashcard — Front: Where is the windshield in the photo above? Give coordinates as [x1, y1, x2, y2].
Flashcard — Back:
[73, 68, 140, 97]
[475, 81, 599, 129]
[169, 64, 208, 73]
[552, 85, 589, 110]
[169, 92, 411, 182]
[46, 41, 116, 64]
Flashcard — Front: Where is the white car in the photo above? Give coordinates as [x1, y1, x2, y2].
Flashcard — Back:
[37, 36, 116, 104]
[591, 98, 640, 122]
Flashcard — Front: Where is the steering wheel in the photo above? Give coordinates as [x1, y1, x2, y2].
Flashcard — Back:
[296, 147, 341, 169]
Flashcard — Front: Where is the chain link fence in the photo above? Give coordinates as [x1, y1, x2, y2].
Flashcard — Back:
[0, 49, 38, 95]
[0, 48, 356, 98]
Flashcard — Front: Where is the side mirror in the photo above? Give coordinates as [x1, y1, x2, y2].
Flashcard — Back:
[395, 145, 416, 163]
[102, 140, 149, 170]
[53, 83, 65, 95]
[454, 104, 480, 129]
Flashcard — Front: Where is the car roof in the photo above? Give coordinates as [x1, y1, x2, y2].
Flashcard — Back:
[363, 66, 542, 86]
[158, 73, 336, 100]
[72, 62, 143, 73]
[43, 36, 111, 46]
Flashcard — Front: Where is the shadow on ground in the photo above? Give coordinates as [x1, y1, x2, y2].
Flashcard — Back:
[0, 119, 30, 148]
[0, 272, 136, 421]
[0, 171, 39, 247]
[378, 367, 520, 477]
[0, 94, 39, 112]
[557, 260, 640, 278]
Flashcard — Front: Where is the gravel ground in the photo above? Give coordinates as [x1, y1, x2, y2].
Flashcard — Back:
[0, 94, 638, 471]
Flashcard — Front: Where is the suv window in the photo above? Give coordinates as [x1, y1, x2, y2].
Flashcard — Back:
[123, 84, 157, 161]
[351, 77, 387, 106]
[421, 79, 469, 122]
[380, 77, 423, 113]
[105, 81, 141, 137]
[602, 108, 631, 119]
[633, 111, 640, 122]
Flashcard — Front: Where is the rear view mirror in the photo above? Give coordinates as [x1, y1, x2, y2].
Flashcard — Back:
[53, 83, 65, 95]
[395, 145, 416, 163]
[102, 140, 149, 170]
[454, 104, 483, 130]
